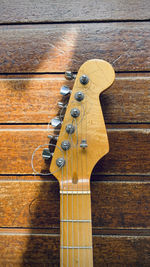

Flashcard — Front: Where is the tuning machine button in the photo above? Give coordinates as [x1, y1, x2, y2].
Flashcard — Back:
[42, 148, 53, 160]
[60, 85, 71, 96]
[65, 71, 76, 80]
[56, 157, 65, 168]
[50, 117, 61, 128]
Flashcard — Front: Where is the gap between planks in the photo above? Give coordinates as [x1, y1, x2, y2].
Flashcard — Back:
[0, 74, 150, 80]
[0, 19, 150, 27]
[0, 128, 149, 132]
[0, 179, 150, 183]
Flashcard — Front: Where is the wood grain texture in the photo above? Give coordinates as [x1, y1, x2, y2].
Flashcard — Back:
[51, 59, 115, 185]
[0, 127, 149, 174]
[0, 0, 149, 265]
[0, 23, 150, 73]
[60, 194, 93, 266]
[0, 234, 150, 266]
[0, 74, 149, 123]
[0, 0, 150, 23]
[1, 181, 150, 229]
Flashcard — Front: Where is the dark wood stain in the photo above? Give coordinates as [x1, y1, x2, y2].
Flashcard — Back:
[0, 23, 150, 73]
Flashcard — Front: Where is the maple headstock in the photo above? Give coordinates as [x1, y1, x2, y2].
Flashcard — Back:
[50, 59, 115, 191]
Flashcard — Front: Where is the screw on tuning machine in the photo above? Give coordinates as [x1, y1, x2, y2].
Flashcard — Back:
[50, 117, 61, 128]
[60, 85, 71, 96]
[65, 71, 76, 80]
[42, 148, 53, 160]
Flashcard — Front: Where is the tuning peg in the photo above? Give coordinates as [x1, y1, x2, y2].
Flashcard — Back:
[65, 71, 76, 80]
[57, 102, 67, 109]
[48, 134, 58, 141]
[42, 148, 53, 160]
[50, 117, 61, 128]
[60, 85, 71, 96]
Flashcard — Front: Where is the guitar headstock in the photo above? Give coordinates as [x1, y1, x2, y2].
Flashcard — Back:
[50, 59, 115, 192]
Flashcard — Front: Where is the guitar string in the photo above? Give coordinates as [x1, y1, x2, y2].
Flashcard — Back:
[81, 101, 85, 267]
[83, 74, 90, 266]
[75, 117, 80, 267]
[85, 87, 89, 266]
[61, 166, 64, 267]
[70, 133, 74, 267]
[31, 143, 63, 176]
[66, 149, 69, 267]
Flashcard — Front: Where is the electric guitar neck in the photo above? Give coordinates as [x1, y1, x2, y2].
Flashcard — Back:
[50, 59, 115, 266]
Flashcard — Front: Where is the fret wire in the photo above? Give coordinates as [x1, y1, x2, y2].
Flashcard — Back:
[61, 220, 91, 222]
[60, 191, 91, 194]
[61, 246, 92, 249]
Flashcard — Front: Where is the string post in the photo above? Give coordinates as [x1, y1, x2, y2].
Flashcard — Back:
[75, 91, 84, 102]
[80, 74, 89, 85]
[56, 157, 65, 168]
[61, 140, 71, 151]
[66, 124, 75, 134]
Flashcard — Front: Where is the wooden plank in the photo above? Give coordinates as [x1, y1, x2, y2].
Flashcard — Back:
[0, 23, 150, 73]
[0, 0, 150, 23]
[101, 76, 150, 123]
[0, 127, 149, 174]
[1, 227, 150, 236]
[96, 128, 150, 175]
[1, 181, 150, 228]
[0, 75, 150, 123]
[0, 75, 63, 123]
[0, 234, 150, 266]
[0, 234, 59, 266]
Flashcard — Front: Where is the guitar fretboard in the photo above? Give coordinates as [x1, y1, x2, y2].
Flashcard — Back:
[60, 190, 93, 266]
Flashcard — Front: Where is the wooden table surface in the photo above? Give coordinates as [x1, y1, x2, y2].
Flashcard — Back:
[0, 1, 150, 266]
